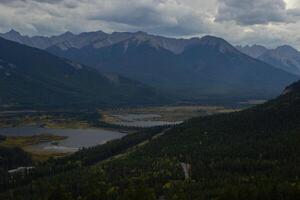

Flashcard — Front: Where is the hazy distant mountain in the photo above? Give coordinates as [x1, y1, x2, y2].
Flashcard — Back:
[236, 44, 268, 58]
[0, 30, 199, 54]
[0, 29, 75, 49]
[0, 37, 169, 109]
[237, 44, 300, 75]
[47, 33, 299, 102]
[259, 45, 300, 75]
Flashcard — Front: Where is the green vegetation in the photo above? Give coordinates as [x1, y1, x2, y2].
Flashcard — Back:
[0, 146, 32, 171]
[102, 105, 240, 123]
[1, 81, 300, 199]
[0, 142, 33, 192]
[0, 134, 67, 148]
[0, 135, 5, 142]
[0, 111, 90, 128]
[0, 134, 68, 161]
[0, 110, 139, 132]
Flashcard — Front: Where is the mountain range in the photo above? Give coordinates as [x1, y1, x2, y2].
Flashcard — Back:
[0, 29, 200, 54]
[237, 44, 300, 75]
[0, 37, 169, 109]
[2, 29, 300, 198]
[1, 30, 299, 104]
[46, 32, 299, 102]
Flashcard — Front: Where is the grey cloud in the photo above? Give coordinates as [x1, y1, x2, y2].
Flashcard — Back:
[216, 0, 297, 25]
[33, 0, 63, 3]
[1, 0, 300, 49]
[0, 0, 210, 36]
[288, 8, 300, 16]
[0, 0, 63, 4]
[63, 1, 78, 9]
[87, 0, 209, 36]
[29, 0, 63, 4]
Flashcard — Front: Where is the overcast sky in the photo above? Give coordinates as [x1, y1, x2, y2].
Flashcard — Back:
[1, 0, 300, 48]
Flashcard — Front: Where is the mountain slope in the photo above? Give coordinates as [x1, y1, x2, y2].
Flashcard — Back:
[0, 37, 170, 109]
[238, 44, 300, 75]
[3, 29, 299, 102]
[48, 34, 299, 102]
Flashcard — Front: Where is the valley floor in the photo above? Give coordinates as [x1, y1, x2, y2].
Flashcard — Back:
[0, 105, 242, 161]
[101, 105, 240, 124]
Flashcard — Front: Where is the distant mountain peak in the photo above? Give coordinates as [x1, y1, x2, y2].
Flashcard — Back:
[132, 32, 151, 41]
[199, 35, 236, 53]
[59, 31, 74, 37]
[276, 45, 299, 54]
[79, 30, 107, 37]
[4, 29, 21, 37]
[128, 33, 166, 51]
[133, 31, 148, 36]
[236, 44, 268, 58]
[247, 44, 300, 75]
[253, 44, 267, 48]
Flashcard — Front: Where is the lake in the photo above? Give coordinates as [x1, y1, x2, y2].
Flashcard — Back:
[0, 113, 183, 153]
[0, 126, 125, 153]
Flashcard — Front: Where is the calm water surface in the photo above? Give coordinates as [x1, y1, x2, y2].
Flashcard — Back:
[0, 114, 182, 152]
[0, 126, 125, 152]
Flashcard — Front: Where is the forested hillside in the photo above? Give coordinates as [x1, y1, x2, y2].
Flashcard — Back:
[2, 80, 300, 199]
